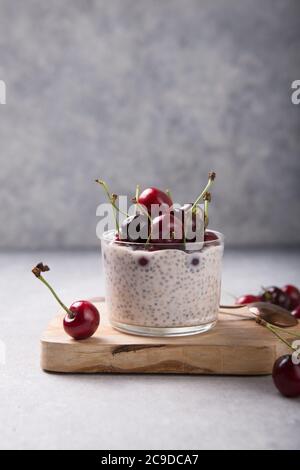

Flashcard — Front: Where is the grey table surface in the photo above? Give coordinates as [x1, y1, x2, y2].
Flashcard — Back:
[1, 249, 299, 450]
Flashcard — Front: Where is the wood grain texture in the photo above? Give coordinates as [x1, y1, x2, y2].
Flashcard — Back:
[41, 298, 299, 375]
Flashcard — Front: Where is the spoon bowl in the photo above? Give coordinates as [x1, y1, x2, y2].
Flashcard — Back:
[220, 302, 298, 328]
[248, 302, 298, 328]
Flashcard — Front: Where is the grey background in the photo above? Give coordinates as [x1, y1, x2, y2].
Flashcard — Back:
[0, 2, 300, 451]
[0, 0, 299, 249]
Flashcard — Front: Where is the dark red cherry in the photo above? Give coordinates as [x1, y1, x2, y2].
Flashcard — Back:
[291, 305, 300, 319]
[32, 263, 100, 341]
[282, 285, 300, 310]
[272, 355, 300, 398]
[138, 187, 173, 215]
[235, 294, 261, 305]
[204, 231, 219, 243]
[138, 256, 149, 266]
[119, 214, 149, 242]
[64, 300, 100, 340]
[262, 286, 292, 310]
[177, 204, 204, 243]
[151, 213, 184, 244]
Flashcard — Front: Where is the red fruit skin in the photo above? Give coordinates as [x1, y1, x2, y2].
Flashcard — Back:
[151, 213, 184, 244]
[204, 231, 219, 242]
[138, 188, 173, 214]
[204, 231, 221, 246]
[235, 294, 261, 305]
[282, 285, 300, 310]
[63, 301, 100, 340]
[272, 355, 300, 398]
[291, 305, 300, 319]
[262, 286, 292, 311]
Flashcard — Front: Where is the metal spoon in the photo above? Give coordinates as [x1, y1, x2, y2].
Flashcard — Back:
[220, 302, 298, 328]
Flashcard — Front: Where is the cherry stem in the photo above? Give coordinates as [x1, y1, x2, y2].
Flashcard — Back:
[95, 180, 131, 223]
[135, 184, 140, 216]
[132, 194, 153, 245]
[32, 265, 73, 318]
[191, 171, 216, 214]
[95, 179, 121, 234]
[203, 192, 211, 229]
[143, 206, 153, 245]
[265, 323, 296, 351]
[271, 324, 300, 339]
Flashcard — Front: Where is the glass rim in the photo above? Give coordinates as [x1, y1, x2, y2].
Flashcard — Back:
[101, 229, 224, 246]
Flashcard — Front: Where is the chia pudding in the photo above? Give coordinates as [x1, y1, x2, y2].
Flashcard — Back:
[102, 230, 224, 336]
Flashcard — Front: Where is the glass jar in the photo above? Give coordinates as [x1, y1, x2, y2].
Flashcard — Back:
[101, 230, 224, 337]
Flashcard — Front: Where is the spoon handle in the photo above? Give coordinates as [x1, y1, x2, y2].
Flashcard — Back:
[219, 304, 246, 309]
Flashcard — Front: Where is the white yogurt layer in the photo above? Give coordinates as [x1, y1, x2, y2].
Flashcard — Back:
[102, 240, 224, 328]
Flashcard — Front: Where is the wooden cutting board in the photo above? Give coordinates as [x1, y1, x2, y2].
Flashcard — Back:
[41, 298, 299, 375]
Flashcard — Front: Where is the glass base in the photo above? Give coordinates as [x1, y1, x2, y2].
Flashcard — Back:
[110, 320, 217, 337]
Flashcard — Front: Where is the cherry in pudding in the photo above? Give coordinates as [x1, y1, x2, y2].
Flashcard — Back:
[204, 230, 221, 247]
[138, 187, 173, 214]
[32, 263, 100, 340]
[138, 256, 149, 266]
[175, 204, 204, 243]
[173, 173, 216, 243]
[119, 214, 149, 243]
[204, 231, 219, 242]
[151, 212, 184, 244]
